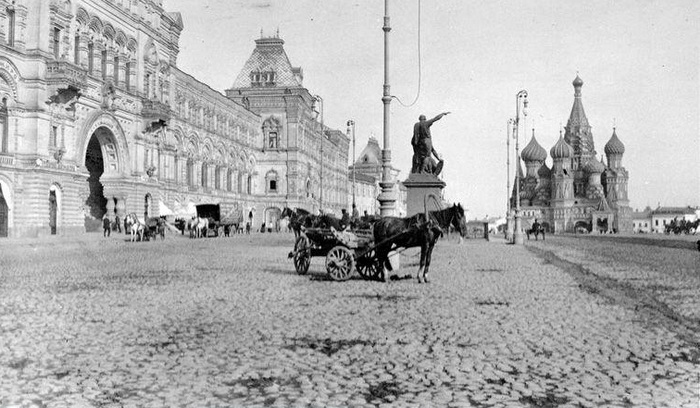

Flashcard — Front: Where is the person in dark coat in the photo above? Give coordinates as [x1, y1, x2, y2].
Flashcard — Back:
[102, 215, 111, 237]
[114, 214, 122, 233]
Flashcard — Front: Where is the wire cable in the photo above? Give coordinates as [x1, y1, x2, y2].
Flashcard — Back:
[392, 0, 421, 108]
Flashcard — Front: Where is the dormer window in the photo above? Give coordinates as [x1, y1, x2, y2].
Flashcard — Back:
[251, 70, 276, 87]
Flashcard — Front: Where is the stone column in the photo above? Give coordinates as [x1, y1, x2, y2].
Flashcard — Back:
[104, 48, 115, 81]
[92, 42, 103, 79]
[105, 197, 115, 220]
[116, 52, 127, 88]
[127, 58, 137, 93]
[77, 33, 88, 67]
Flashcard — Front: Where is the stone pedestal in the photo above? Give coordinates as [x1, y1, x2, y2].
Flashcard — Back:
[403, 173, 446, 216]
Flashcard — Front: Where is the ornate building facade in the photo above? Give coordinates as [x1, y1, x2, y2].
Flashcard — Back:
[347, 135, 406, 217]
[513, 76, 632, 233]
[0, 0, 349, 237]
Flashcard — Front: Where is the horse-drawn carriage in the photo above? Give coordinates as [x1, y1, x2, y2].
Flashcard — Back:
[125, 213, 165, 242]
[286, 197, 467, 283]
[289, 227, 383, 281]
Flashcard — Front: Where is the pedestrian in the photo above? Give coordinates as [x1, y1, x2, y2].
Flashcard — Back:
[245, 222, 251, 234]
[340, 208, 350, 230]
[261, 222, 266, 233]
[115, 214, 122, 233]
[102, 215, 111, 237]
[351, 204, 359, 221]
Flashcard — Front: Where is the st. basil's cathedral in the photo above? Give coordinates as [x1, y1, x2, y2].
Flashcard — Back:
[513, 75, 632, 234]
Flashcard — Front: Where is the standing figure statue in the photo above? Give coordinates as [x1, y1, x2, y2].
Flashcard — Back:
[411, 112, 450, 176]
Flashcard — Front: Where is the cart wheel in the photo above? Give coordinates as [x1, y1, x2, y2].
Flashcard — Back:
[293, 235, 311, 275]
[325, 246, 355, 281]
[356, 250, 381, 281]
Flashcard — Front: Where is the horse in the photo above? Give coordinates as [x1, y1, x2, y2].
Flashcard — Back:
[373, 203, 467, 283]
[125, 213, 145, 242]
[282, 207, 313, 238]
[526, 225, 545, 241]
[188, 216, 208, 238]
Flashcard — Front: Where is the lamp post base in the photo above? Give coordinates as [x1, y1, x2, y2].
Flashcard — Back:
[513, 211, 524, 245]
[505, 211, 514, 242]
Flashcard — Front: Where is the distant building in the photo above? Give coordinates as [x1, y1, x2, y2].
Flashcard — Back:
[513, 75, 632, 234]
[348, 136, 406, 217]
[632, 207, 652, 233]
[648, 206, 698, 233]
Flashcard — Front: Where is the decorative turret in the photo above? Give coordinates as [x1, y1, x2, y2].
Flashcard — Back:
[584, 156, 606, 199]
[604, 127, 625, 168]
[564, 74, 596, 170]
[550, 130, 574, 205]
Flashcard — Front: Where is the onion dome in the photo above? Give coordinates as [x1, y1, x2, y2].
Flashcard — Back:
[583, 158, 605, 173]
[537, 163, 551, 178]
[550, 133, 573, 159]
[521, 135, 548, 162]
[604, 128, 625, 155]
[572, 75, 584, 88]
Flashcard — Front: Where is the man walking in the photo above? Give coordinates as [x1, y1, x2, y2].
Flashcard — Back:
[102, 215, 111, 237]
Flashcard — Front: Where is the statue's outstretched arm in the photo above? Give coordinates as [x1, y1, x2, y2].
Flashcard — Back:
[428, 112, 451, 126]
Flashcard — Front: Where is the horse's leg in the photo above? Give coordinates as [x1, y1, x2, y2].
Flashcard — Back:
[423, 241, 436, 283]
[542, 231, 545, 241]
[417, 243, 428, 283]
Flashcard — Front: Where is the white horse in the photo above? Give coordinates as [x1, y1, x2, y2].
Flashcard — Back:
[189, 216, 208, 238]
[126, 213, 145, 242]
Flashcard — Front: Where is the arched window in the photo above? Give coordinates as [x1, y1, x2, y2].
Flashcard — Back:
[201, 163, 208, 188]
[186, 159, 194, 186]
[7, 7, 15, 47]
[247, 175, 252, 195]
[227, 169, 233, 192]
[237, 172, 244, 194]
[215, 167, 221, 190]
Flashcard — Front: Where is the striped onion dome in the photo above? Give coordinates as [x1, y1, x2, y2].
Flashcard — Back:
[521, 135, 548, 162]
[550, 134, 573, 159]
[604, 128, 625, 155]
[537, 163, 551, 178]
[583, 158, 605, 173]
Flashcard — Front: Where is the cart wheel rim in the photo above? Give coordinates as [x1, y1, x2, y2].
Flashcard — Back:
[326, 246, 354, 281]
[293, 236, 311, 275]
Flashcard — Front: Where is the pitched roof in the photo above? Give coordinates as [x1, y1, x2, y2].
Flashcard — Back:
[595, 196, 612, 213]
[231, 37, 302, 88]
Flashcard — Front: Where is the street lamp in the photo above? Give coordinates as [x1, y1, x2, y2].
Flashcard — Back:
[311, 95, 324, 213]
[505, 118, 515, 242]
[347, 120, 356, 208]
[513, 90, 528, 245]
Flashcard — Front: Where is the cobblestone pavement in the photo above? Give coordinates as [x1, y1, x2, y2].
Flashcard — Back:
[0, 232, 698, 407]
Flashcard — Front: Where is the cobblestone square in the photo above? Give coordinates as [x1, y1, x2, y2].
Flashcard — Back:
[0, 233, 698, 407]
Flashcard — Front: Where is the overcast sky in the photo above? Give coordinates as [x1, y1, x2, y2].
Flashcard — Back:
[163, 0, 699, 219]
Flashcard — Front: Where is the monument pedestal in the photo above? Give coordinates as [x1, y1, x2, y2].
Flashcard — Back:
[403, 173, 446, 216]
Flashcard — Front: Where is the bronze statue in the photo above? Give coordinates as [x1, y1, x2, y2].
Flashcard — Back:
[411, 112, 450, 176]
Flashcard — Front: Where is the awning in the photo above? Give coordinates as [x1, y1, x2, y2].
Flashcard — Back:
[186, 202, 197, 216]
[159, 200, 174, 216]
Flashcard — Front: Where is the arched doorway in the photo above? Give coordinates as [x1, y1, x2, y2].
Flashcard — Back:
[84, 132, 107, 231]
[0, 183, 7, 237]
[49, 188, 57, 235]
[265, 207, 281, 232]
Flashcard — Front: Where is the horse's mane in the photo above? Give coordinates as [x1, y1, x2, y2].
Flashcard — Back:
[295, 208, 311, 216]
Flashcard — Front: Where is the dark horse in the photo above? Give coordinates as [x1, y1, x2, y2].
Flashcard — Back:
[526, 225, 545, 241]
[373, 203, 467, 283]
[281, 207, 312, 238]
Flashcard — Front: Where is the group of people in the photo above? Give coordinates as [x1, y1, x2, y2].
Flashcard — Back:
[102, 214, 124, 237]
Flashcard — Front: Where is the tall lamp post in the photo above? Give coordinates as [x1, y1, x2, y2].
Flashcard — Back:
[377, 0, 396, 217]
[347, 120, 356, 208]
[513, 90, 528, 245]
[505, 118, 515, 242]
[312, 95, 324, 213]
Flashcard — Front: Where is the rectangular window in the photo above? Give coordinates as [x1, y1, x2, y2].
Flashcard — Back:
[268, 132, 277, 148]
[101, 50, 107, 80]
[74, 35, 80, 64]
[270, 180, 277, 191]
[125, 62, 131, 90]
[7, 8, 15, 47]
[50, 126, 58, 147]
[113, 56, 119, 83]
[87, 43, 94, 74]
[53, 28, 61, 59]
